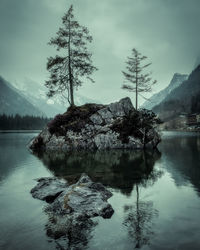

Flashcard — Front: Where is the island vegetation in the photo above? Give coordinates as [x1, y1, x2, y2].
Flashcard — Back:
[45, 5, 97, 106]
[122, 48, 157, 110]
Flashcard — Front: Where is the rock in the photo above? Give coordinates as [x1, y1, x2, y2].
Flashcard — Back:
[89, 113, 103, 125]
[145, 128, 161, 148]
[44, 173, 114, 218]
[31, 174, 114, 249]
[108, 97, 134, 117]
[94, 132, 118, 149]
[97, 107, 113, 123]
[29, 97, 161, 152]
[31, 174, 114, 218]
[46, 135, 66, 150]
[31, 177, 68, 202]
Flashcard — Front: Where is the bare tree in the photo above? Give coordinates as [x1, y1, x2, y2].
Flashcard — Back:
[45, 5, 97, 106]
[122, 48, 156, 110]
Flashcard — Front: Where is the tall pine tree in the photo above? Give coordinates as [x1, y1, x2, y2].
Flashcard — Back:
[122, 48, 156, 110]
[45, 5, 97, 106]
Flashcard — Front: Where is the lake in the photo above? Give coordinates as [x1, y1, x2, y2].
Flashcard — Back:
[0, 131, 200, 250]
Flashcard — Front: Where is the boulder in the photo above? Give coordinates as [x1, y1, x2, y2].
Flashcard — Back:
[108, 96, 133, 117]
[31, 177, 68, 202]
[89, 113, 103, 125]
[97, 107, 113, 124]
[41, 174, 114, 218]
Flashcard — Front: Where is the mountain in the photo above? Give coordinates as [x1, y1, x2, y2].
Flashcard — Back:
[153, 65, 200, 120]
[0, 76, 44, 116]
[12, 78, 101, 118]
[142, 73, 188, 110]
[13, 79, 65, 118]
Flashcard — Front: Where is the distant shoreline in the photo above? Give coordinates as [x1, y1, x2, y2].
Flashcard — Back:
[0, 130, 41, 133]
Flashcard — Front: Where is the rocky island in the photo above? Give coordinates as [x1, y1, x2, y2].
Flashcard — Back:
[29, 97, 161, 152]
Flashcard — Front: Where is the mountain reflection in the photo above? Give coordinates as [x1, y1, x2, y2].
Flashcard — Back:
[0, 134, 32, 181]
[35, 149, 162, 195]
[160, 134, 200, 194]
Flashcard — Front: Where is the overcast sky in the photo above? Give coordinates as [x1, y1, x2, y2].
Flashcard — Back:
[0, 0, 200, 105]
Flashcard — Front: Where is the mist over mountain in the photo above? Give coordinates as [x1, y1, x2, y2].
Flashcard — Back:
[142, 73, 188, 110]
[12, 79, 101, 118]
[194, 55, 200, 69]
[153, 64, 200, 120]
[0, 76, 44, 116]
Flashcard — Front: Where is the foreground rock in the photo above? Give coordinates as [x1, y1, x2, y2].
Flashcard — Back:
[29, 97, 161, 152]
[31, 174, 114, 249]
[31, 177, 68, 202]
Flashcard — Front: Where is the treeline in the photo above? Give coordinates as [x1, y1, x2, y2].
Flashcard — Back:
[0, 114, 51, 130]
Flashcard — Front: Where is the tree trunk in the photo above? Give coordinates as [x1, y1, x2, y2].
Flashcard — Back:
[136, 68, 138, 110]
[136, 83, 138, 110]
[68, 19, 74, 106]
[135, 183, 140, 248]
[69, 80, 74, 106]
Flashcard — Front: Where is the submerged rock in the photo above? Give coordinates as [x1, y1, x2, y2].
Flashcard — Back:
[29, 97, 161, 152]
[31, 174, 114, 249]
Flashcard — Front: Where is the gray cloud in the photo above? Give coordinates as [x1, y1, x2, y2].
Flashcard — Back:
[0, 0, 200, 105]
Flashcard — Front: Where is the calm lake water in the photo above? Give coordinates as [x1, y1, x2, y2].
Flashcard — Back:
[0, 131, 200, 250]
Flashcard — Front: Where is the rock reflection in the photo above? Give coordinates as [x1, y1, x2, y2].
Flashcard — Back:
[45, 213, 97, 250]
[35, 149, 162, 195]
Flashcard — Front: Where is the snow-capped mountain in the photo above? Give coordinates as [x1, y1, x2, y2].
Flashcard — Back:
[142, 73, 188, 110]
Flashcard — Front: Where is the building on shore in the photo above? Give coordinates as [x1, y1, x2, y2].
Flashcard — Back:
[187, 114, 200, 128]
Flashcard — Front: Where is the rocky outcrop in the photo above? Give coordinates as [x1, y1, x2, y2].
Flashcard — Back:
[31, 174, 114, 249]
[29, 97, 161, 151]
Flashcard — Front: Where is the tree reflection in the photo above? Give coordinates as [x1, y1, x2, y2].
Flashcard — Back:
[123, 184, 159, 248]
[35, 149, 162, 195]
[122, 152, 162, 249]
